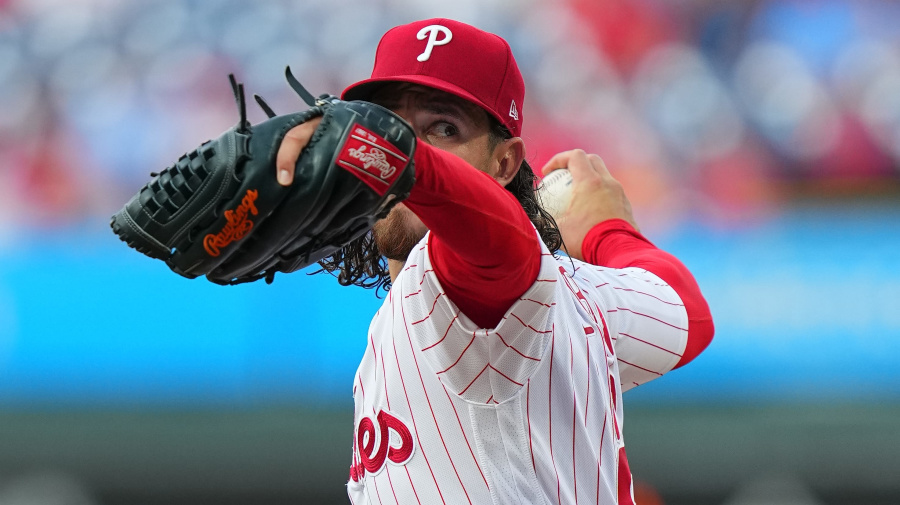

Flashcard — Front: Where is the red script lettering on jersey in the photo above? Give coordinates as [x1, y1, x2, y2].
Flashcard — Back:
[350, 410, 415, 482]
[336, 124, 408, 196]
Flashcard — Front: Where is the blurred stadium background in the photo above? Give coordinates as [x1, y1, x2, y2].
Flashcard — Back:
[1, 0, 899, 503]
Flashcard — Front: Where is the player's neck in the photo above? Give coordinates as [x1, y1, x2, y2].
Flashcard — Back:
[388, 259, 404, 284]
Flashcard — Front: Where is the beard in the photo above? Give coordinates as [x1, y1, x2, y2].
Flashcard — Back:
[373, 205, 428, 261]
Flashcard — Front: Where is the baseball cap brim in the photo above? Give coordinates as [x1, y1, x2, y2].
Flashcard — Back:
[342, 75, 511, 135]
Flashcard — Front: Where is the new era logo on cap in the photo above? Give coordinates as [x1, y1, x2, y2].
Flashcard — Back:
[509, 100, 519, 121]
[342, 18, 525, 138]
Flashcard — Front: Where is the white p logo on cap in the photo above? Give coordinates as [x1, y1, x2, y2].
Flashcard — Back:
[416, 25, 452, 62]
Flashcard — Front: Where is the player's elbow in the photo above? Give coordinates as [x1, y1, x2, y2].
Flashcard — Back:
[673, 300, 714, 369]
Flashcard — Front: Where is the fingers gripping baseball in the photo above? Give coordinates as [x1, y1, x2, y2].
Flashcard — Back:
[276, 117, 323, 186]
[541, 149, 638, 260]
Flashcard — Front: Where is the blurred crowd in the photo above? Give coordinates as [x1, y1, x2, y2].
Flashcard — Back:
[0, 0, 898, 236]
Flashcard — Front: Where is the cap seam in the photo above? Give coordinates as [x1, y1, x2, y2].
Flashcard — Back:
[490, 33, 514, 134]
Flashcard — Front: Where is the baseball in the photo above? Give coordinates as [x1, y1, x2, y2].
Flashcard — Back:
[537, 168, 573, 220]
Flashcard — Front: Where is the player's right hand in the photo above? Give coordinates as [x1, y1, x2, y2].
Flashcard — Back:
[541, 149, 638, 261]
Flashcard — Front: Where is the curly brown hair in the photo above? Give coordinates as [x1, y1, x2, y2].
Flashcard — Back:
[314, 120, 562, 295]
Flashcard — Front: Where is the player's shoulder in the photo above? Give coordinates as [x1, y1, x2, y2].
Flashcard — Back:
[553, 255, 609, 285]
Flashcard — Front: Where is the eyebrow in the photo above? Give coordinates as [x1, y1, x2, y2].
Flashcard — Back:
[372, 89, 473, 120]
[422, 101, 466, 119]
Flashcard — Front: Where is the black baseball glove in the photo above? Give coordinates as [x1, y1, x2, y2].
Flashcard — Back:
[110, 68, 416, 285]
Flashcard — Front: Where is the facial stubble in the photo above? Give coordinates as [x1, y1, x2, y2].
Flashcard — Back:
[373, 205, 427, 261]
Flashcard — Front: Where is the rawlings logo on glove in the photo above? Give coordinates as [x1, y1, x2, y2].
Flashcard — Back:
[203, 188, 259, 257]
[338, 124, 409, 195]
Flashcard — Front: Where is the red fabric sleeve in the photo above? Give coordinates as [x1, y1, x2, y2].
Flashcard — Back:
[582, 219, 714, 368]
[401, 142, 542, 329]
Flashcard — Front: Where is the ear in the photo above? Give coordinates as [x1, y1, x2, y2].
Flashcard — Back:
[491, 137, 526, 187]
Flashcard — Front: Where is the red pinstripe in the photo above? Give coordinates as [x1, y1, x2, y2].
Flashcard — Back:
[400, 300, 472, 505]
[379, 350, 390, 410]
[548, 326, 561, 505]
[458, 363, 490, 396]
[405, 290, 422, 298]
[488, 364, 524, 387]
[596, 416, 607, 505]
[614, 271, 668, 287]
[418, 269, 435, 286]
[422, 312, 461, 351]
[527, 379, 536, 476]
[619, 332, 682, 357]
[509, 312, 554, 333]
[521, 297, 554, 307]
[584, 330, 591, 426]
[371, 476, 384, 505]
[393, 300, 447, 505]
[412, 292, 446, 325]
[615, 307, 687, 331]
[442, 386, 490, 491]
[614, 447, 621, 505]
[374, 353, 398, 503]
[376, 405, 400, 505]
[570, 335, 578, 504]
[358, 370, 367, 399]
[371, 335, 379, 386]
[435, 331, 478, 375]
[592, 302, 612, 354]
[357, 371, 387, 505]
[612, 286, 683, 306]
[378, 343, 406, 505]
[495, 332, 540, 361]
[618, 358, 663, 376]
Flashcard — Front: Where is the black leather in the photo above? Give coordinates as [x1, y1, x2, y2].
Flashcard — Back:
[111, 72, 416, 285]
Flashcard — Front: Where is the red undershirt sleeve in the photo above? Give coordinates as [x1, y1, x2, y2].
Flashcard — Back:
[401, 142, 542, 329]
[582, 219, 714, 368]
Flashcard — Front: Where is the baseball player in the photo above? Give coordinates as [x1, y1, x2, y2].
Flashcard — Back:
[276, 19, 714, 505]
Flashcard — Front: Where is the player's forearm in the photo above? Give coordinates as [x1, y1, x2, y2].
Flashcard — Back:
[403, 142, 541, 327]
[583, 219, 714, 368]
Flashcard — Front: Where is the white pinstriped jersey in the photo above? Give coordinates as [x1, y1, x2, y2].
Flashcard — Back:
[347, 231, 689, 505]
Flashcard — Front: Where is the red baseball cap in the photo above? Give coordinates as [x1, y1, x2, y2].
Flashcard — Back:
[341, 18, 525, 138]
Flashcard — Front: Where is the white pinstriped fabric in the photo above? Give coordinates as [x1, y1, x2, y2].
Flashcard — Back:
[348, 231, 688, 505]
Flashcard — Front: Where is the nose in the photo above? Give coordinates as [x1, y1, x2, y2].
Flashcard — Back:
[389, 106, 413, 126]
[386, 107, 429, 143]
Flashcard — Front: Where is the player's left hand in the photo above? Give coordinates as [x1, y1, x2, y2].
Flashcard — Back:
[541, 149, 638, 261]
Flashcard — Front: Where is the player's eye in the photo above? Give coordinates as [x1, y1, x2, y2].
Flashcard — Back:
[427, 121, 459, 139]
